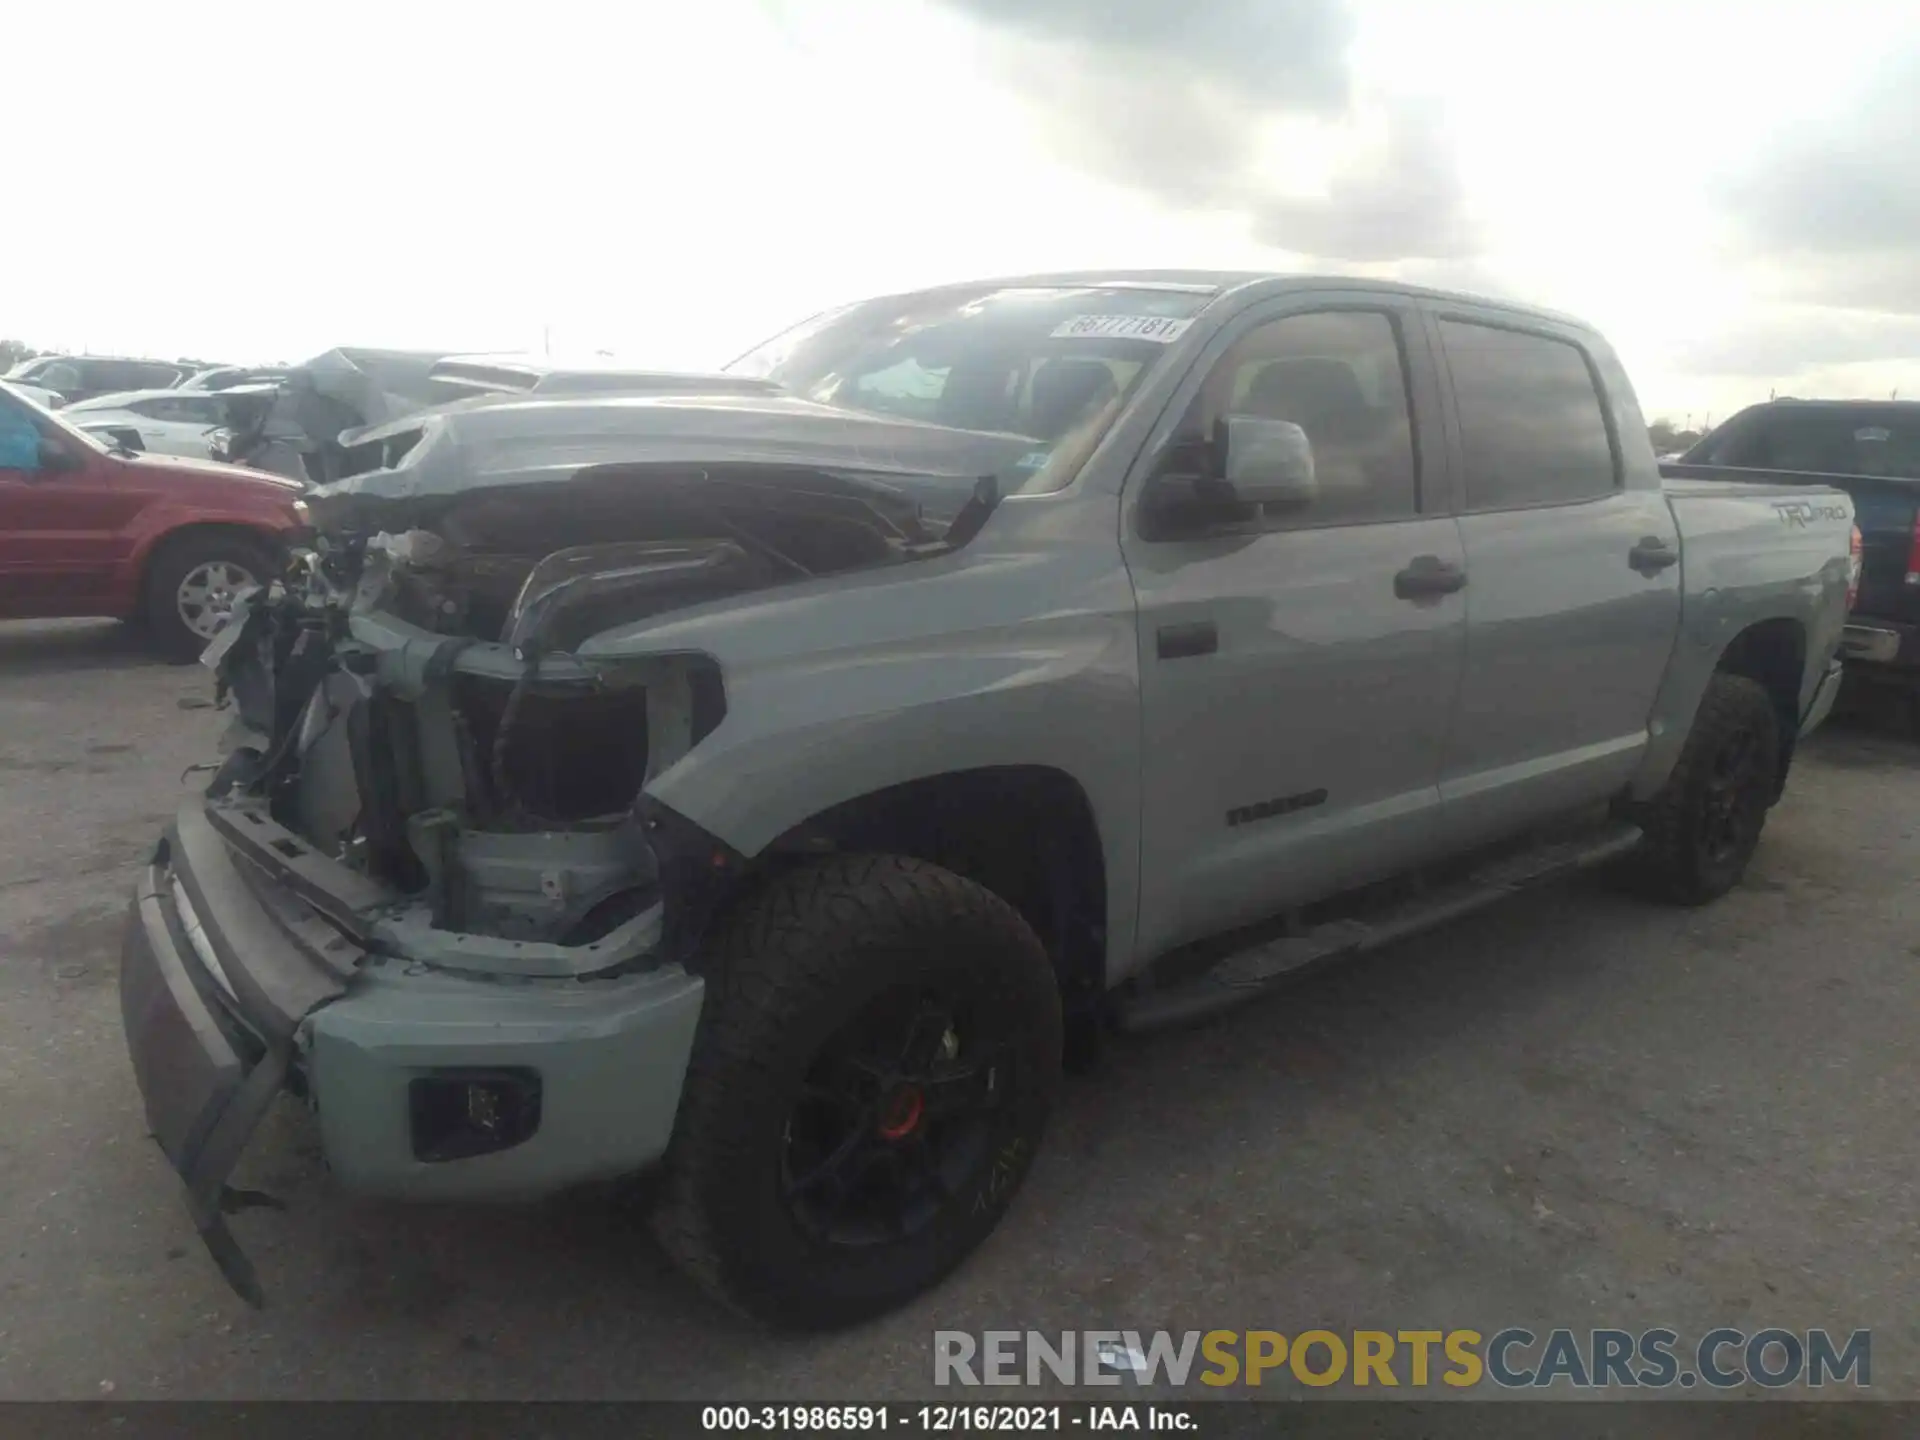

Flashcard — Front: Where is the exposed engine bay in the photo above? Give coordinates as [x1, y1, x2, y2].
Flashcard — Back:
[208, 451, 1001, 978]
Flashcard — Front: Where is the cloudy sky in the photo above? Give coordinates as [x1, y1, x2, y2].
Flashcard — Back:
[8, 0, 1918, 421]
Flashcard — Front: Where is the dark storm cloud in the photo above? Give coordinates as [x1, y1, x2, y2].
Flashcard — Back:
[940, 0, 1479, 262]
[1721, 48, 1920, 313]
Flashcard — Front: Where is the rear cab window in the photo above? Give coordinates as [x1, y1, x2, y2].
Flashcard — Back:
[1439, 320, 1620, 510]
[1709, 408, 1920, 480]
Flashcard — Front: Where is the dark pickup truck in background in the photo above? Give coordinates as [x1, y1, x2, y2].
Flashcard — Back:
[1667, 399, 1920, 716]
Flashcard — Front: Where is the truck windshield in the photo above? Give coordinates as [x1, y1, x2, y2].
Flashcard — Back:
[727, 284, 1214, 495]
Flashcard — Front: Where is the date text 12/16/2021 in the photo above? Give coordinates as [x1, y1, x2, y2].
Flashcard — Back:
[701, 1406, 1194, 1432]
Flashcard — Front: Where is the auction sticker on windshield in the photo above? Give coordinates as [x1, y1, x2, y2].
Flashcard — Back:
[1050, 315, 1194, 343]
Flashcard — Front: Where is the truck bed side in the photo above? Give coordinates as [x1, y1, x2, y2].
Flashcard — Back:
[1629, 475, 1854, 800]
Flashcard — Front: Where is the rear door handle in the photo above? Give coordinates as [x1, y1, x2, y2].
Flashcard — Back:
[1156, 621, 1218, 660]
[1629, 536, 1679, 574]
[1393, 555, 1466, 600]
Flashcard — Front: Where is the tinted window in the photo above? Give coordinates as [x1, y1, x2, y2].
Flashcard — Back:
[39, 361, 81, 392]
[1714, 409, 1920, 479]
[1183, 309, 1418, 524]
[82, 362, 130, 392]
[90, 360, 179, 392]
[142, 395, 221, 423]
[1441, 321, 1617, 509]
[0, 395, 43, 470]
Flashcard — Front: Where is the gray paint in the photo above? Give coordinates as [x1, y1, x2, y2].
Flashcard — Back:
[307, 389, 1039, 519]
[123, 271, 1858, 1222]
[627, 275, 1854, 984]
[304, 956, 703, 1200]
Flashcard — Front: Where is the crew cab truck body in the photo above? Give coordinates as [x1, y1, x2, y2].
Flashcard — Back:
[1669, 399, 1920, 714]
[117, 272, 1853, 1327]
[0, 384, 303, 658]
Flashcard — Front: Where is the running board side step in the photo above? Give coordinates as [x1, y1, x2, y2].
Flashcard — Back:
[1114, 822, 1644, 1033]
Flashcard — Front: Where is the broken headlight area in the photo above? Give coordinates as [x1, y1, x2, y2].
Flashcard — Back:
[201, 460, 984, 976]
[201, 550, 771, 981]
[204, 631, 705, 980]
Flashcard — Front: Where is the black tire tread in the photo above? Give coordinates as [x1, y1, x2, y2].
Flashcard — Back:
[1631, 672, 1779, 906]
[653, 852, 1058, 1326]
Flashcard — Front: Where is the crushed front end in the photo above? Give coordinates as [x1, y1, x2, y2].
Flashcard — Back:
[117, 506, 790, 1304]
[117, 389, 1020, 1303]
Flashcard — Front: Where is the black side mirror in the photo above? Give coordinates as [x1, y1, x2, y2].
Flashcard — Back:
[1139, 415, 1320, 539]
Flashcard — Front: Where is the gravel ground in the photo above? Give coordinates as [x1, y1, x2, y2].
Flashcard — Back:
[1, 617, 1916, 1404]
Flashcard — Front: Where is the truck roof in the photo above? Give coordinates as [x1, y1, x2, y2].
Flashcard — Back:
[1748, 397, 1916, 411]
[874, 269, 1595, 333]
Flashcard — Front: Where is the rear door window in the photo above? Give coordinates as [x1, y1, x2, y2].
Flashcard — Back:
[1440, 320, 1619, 510]
[140, 395, 223, 424]
[91, 360, 180, 392]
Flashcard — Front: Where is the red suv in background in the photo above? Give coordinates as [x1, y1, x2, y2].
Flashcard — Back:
[0, 383, 303, 660]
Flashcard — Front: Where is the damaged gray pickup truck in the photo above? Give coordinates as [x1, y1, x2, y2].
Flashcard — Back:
[120, 271, 1858, 1330]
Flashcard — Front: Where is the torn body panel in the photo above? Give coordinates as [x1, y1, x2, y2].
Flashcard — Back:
[121, 383, 1134, 1307]
[123, 803, 704, 1304]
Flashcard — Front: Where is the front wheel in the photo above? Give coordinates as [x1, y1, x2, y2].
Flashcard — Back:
[140, 532, 274, 663]
[1628, 672, 1781, 905]
[654, 854, 1062, 1330]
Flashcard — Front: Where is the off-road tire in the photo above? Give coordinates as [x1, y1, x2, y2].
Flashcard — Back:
[140, 531, 276, 664]
[1628, 672, 1781, 905]
[653, 853, 1062, 1330]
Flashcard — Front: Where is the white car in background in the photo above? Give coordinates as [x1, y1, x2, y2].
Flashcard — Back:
[60, 389, 232, 459]
[4, 354, 194, 403]
[0, 379, 66, 410]
[176, 365, 291, 392]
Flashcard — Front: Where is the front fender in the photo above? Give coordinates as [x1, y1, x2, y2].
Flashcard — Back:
[581, 499, 1145, 976]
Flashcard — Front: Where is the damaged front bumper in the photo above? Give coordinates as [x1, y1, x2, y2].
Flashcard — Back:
[119, 797, 705, 1306]
[121, 479, 785, 1305]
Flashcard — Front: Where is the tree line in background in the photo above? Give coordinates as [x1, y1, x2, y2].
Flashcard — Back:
[1648, 419, 1706, 454]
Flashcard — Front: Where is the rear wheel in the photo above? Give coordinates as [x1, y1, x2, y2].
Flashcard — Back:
[654, 854, 1061, 1330]
[1629, 672, 1780, 905]
[140, 532, 274, 663]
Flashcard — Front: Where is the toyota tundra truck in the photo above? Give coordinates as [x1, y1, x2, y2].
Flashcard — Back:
[117, 272, 1856, 1330]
